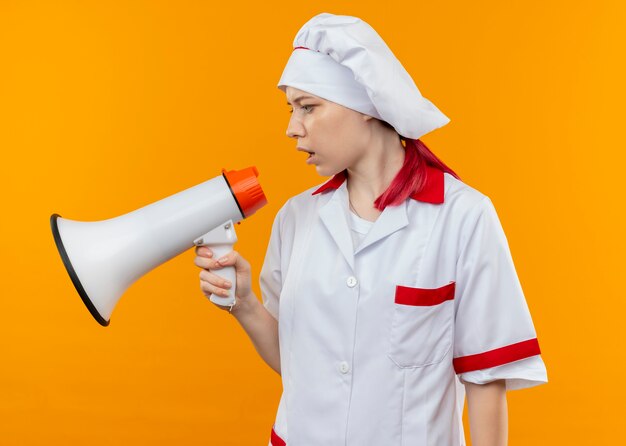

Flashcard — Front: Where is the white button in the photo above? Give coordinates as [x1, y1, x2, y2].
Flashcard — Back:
[346, 276, 358, 288]
[339, 361, 350, 374]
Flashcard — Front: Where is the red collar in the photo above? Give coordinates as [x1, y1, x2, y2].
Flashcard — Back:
[311, 165, 445, 204]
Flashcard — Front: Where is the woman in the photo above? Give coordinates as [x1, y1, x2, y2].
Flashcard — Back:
[195, 13, 547, 446]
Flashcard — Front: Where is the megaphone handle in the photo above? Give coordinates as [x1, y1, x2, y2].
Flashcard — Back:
[207, 244, 237, 308]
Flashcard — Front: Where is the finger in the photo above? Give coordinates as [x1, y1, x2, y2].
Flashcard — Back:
[200, 279, 231, 297]
[199, 269, 232, 289]
[194, 255, 225, 270]
[194, 256, 212, 269]
[219, 250, 251, 273]
[195, 246, 213, 257]
[215, 250, 233, 266]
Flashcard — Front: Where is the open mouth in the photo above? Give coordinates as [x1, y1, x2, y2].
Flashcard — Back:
[298, 146, 316, 161]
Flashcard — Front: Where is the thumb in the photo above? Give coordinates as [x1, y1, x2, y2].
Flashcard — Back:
[217, 250, 250, 273]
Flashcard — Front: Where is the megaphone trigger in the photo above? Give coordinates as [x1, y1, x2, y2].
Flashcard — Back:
[194, 220, 238, 308]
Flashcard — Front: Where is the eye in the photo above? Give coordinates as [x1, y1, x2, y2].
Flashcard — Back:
[288, 105, 314, 114]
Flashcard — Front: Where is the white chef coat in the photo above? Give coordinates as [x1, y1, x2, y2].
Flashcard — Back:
[260, 165, 548, 446]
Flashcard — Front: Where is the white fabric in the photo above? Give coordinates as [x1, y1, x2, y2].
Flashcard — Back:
[260, 173, 547, 445]
[458, 355, 548, 391]
[348, 209, 374, 251]
[278, 48, 383, 121]
[277, 12, 451, 139]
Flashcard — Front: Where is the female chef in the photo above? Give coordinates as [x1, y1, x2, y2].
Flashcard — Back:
[194, 12, 548, 446]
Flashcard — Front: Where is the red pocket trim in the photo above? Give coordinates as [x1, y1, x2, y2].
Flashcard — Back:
[395, 281, 456, 306]
[271, 426, 286, 446]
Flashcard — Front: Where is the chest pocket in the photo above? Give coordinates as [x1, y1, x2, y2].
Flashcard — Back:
[387, 281, 455, 368]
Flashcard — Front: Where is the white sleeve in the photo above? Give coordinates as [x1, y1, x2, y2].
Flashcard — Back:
[453, 196, 548, 391]
[259, 204, 287, 320]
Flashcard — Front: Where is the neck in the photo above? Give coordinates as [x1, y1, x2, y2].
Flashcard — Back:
[346, 130, 405, 204]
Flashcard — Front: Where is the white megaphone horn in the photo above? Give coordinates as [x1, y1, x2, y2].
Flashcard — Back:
[50, 166, 267, 326]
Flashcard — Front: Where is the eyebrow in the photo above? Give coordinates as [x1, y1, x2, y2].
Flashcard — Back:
[286, 95, 315, 105]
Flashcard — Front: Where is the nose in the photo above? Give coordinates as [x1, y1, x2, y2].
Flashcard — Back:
[286, 113, 305, 139]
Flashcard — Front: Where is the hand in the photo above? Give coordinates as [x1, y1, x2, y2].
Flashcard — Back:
[194, 246, 255, 314]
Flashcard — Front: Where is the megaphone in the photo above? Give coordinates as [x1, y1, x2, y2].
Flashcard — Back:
[50, 166, 267, 326]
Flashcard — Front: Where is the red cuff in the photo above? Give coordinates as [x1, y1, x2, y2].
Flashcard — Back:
[453, 338, 541, 374]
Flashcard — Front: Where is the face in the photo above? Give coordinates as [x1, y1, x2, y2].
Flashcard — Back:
[285, 86, 374, 177]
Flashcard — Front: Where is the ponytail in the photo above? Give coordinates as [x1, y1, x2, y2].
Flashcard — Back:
[374, 137, 460, 210]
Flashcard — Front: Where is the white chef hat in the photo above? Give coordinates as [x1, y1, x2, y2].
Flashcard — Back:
[277, 13, 450, 140]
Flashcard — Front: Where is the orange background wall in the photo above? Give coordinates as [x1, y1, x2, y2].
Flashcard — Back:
[1, 1, 624, 444]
